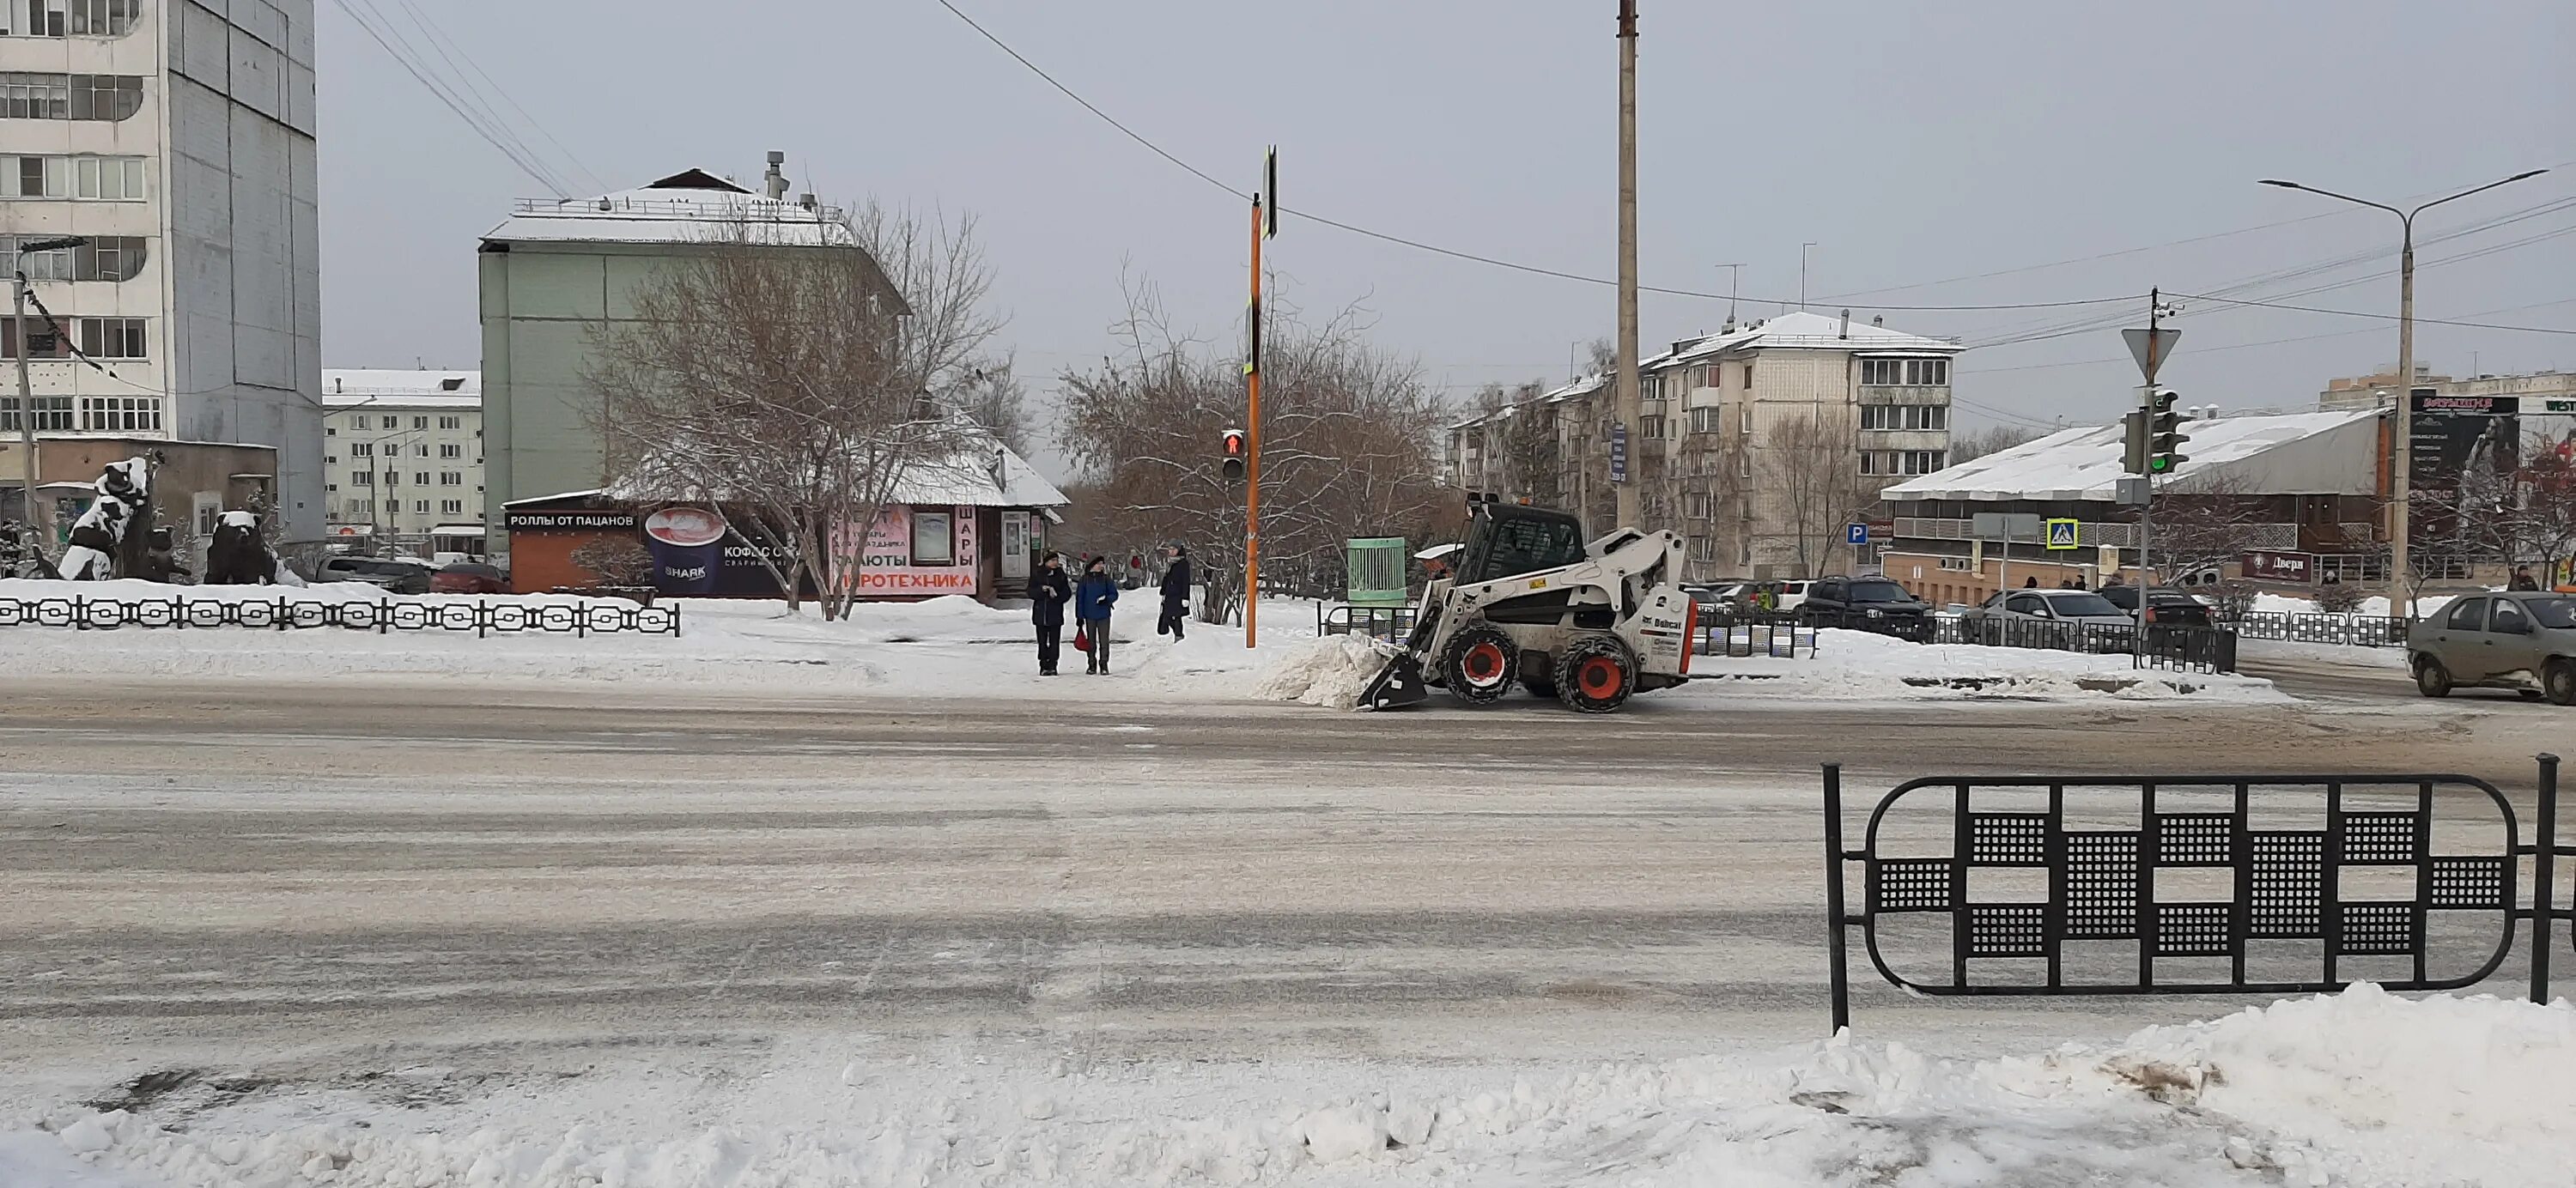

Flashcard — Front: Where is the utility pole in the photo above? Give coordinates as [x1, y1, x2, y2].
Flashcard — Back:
[1800, 242, 1817, 310]
[12, 235, 86, 564]
[1717, 263, 1742, 325]
[1612, 0, 1642, 530]
[2257, 168, 2547, 610]
[1245, 148, 1277, 648]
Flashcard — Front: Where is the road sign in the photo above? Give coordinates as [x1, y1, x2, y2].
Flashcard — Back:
[2123, 326, 2182, 384]
[1846, 523, 1868, 546]
[1609, 424, 1629, 483]
[1971, 512, 2042, 541]
[2044, 518, 2079, 550]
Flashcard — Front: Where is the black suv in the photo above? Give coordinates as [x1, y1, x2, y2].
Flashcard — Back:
[2095, 585, 2212, 628]
[1797, 576, 1934, 640]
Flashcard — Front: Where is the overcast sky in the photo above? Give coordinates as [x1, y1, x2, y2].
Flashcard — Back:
[318, 0, 2573, 464]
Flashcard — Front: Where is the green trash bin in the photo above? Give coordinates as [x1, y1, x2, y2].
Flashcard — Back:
[1346, 537, 1408, 608]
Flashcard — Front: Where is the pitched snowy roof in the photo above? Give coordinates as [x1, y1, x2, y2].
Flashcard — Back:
[1884, 408, 2385, 501]
[1651, 312, 1963, 367]
[483, 168, 857, 249]
[603, 417, 1070, 511]
[322, 369, 482, 408]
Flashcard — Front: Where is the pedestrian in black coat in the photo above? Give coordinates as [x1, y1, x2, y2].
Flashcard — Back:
[1030, 552, 1072, 676]
[1157, 544, 1193, 640]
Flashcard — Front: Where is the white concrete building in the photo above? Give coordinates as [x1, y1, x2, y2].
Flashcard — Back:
[320, 368, 482, 547]
[0, 0, 324, 535]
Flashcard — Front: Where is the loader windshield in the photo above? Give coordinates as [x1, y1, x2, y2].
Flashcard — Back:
[1458, 509, 1588, 585]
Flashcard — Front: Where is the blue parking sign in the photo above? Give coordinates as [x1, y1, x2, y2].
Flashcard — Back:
[1846, 523, 1868, 545]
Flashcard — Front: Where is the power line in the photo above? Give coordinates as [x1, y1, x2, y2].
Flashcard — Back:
[386, 0, 605, 194]
[928, 0, 2135, 313]
[1968, 295, 2576, 376]
[331, 0, 586, 197]
[2168, 290, 2576, 336]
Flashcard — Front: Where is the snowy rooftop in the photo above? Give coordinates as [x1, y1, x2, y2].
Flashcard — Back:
[483, 168, 859, 250]
[322, 368, 482, 409]
[595, 416, 1070, 511]
[1652, 311, 1962, 367]
[1884, 407, 2385, 501]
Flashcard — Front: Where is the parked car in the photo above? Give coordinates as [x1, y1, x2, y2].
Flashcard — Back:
[1771, 579, 1814, 611]
[1798, 576, 1934, 640]
[318, 555, 433, 595]
[2408, 592, 2576, 704]
[430, 561, 507, 596]
[1962, 588, 2135, 628]
[2095, 584, 2214, 628]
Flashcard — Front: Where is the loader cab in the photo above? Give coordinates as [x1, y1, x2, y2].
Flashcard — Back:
[1456, 505, 1589, 585]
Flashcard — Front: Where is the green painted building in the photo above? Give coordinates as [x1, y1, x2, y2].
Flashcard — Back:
[475, 159, 899, 567]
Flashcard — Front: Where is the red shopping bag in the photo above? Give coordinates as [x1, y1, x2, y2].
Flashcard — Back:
[1073, 626, 1091, 652]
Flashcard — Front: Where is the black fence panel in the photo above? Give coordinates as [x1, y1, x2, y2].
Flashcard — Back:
[1822, 757, 2570, 1033]
[2220, 611, 2410, 648]
[1925, 615, 2238, 675]
[1696, 620, 1815, 658]
[0, 595, 682, 637]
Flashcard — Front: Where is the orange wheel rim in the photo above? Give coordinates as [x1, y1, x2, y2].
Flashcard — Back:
[1464, 642, 1507, 684]
[1578, 657, 1624, 697]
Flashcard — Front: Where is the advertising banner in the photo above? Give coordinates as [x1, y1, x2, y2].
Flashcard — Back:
[2409, 390, 2519, 555]
[829, 504, 979, 596]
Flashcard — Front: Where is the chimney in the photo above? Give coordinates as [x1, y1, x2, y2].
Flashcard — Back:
[1838, 309, 1850, 339]
[797, 192, 817, 211]
[762, 150, 789, 201]
[1872, 315, 1885, 327]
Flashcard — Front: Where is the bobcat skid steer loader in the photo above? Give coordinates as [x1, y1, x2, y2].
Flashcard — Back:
[1359, 503, 1698, 713]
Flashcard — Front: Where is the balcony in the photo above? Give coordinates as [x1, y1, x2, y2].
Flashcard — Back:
[1857, 385, 1951, 406]
[1858, 429, 1947, 452]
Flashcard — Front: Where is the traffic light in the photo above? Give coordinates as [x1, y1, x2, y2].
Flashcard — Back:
[2147, 388, 2190, 474]
[2121, 409, 2149, 476]
[1221, 427, 1247, 480]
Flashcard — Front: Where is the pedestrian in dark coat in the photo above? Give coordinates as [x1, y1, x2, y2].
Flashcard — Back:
[1074, 556, 1121, 675]
[1157, 544, 1193, 640]
[1030, 552, 1072, 676]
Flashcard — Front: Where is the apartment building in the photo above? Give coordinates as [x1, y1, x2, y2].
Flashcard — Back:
[1449, 310, 1960, 581]
[320, 367, 482, 547]
[2320, 363, 2576, 411]
[0, 0, 323, 536]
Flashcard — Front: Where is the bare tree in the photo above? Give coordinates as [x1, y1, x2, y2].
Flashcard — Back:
[1763, 410, 1869, 579]
[1950, 422, 2044, 464]
[568, 535, 656, 587]
[1057, 281, 1455, 622]
[586, 203, 999, 619]
[953, 356, 1034, 458]
[2146, 473, 2283, 585]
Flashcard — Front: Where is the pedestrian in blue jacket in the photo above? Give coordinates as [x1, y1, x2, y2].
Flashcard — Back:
[1074, 555, 1121, 675]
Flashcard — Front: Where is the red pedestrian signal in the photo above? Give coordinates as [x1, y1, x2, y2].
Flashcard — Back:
[1222, 428, 1247, 480]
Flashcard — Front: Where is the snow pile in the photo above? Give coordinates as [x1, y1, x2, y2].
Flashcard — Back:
[1250, 634, 1394, 708]
[13, 988, 2571, 1187]
[1680, 627, 2286, 703]
[2253, 591, 2458, 619]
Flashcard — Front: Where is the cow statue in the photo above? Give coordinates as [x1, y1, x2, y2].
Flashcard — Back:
[205, 510, 301, 585]
[54, 458, 151, 581]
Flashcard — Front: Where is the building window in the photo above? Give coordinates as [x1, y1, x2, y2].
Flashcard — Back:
[0, 73, 143, 120]
[78, 394, 156, 432]
[1741, 361, 1755, 390]
[325, 426, 335, 437]
[1740, 406, 1753, 433]
[1859, 452, 1878, 476]
[414, 500, 429, 514]
[438, 415, 461, 430]
[1898, 450, 1947, 475]
[385, 471, 400, 487]
[2, 1, 143, 38]
[1861, 358, 1950, 386]
[384, 500, 398, 513]
[0, 393, 70, 431]
[438, 471, 461, 486]
[412, 415, 428, 430]
[441, 499, 463, 515]
[413, 471, 428, 486]
[912, 509, 954, 565]
[1860, 404, 1949, 431]
[350, 471, 373, 487]
[350, 415, 368, 429]
[0, 155, 146, 200]
[1638, 414, 1667, 439]
[413, 443, 428, 458]
[1688, 405, 1718, 434]
[349, 442, 372, 458]
[1, 234, 149, 281]
[439, 442, 460, 458]
[1, 315, 143, 358]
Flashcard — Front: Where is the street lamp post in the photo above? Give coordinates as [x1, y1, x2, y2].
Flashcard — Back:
[2257, 170, 2548, 607]
[12, 234, 88, 562]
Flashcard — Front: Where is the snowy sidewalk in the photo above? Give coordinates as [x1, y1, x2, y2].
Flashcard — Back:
[3, 986, 2569, 1187]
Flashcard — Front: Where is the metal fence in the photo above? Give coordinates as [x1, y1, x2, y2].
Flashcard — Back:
[0, 595, 683, 638]
[1698, 620, 1816, 659]
[1929, 615, 2239, 675]
[2219, 611, 2410, 648]
[1821, 756, 2567, 1033]
[1319, 603, 1417, 641]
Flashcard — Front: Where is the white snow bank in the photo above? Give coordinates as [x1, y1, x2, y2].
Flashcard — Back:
[2254, 591, 2458, 619]
[10, 988, 2569, 1187]
[1250, 634, 1394, 709]
[1681, 627, 2285, 703]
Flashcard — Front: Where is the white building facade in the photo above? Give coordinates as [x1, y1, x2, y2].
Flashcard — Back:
[320, 368, 482, 545]
[0, 0, 323, 534]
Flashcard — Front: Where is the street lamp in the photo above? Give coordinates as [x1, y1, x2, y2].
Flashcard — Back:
[12, 233, 87, 561]
[2257, 170, 2549, 604]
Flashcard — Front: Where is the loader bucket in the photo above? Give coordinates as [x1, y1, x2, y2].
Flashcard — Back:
[1358, 652, 1430, 710]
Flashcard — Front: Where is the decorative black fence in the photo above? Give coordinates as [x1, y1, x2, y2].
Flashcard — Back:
[0, 595, 682, 638]
[1928, 615, 2239, 675]
[2218, 611, 2411, 648]
[1822, 756, 2567, 1033]
[1697, 619, 1815, 659]
[1319, 603, 1417, 641]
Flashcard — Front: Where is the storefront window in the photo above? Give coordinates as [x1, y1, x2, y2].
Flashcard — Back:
[911, 510, 953, 565]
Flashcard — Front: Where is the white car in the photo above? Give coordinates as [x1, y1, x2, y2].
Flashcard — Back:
[1961, 589, 2135, 629]
[1771, 580, 1814, 611]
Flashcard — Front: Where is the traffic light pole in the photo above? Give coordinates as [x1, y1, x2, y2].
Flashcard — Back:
[2134, 290, 2162, 666]
[1245, 193, 1264, 650]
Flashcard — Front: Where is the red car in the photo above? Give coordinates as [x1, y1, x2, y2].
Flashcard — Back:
[429, 561, 507, 595]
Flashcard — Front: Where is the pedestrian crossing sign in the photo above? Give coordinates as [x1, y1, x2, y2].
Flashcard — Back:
[2044, 518, 2079, 550]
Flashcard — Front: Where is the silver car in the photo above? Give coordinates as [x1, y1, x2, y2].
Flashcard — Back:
[2408, 591, 2576, 704]
[1961, 588, 2136, 628]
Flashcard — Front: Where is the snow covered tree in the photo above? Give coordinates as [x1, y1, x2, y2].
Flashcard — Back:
[586, 203, 1000, 619]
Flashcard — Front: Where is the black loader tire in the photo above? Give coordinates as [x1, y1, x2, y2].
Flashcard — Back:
[1443, 623, 1519, 706]
[1520, 652, 1557, 699]
[1555, 633, 1638, 714]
